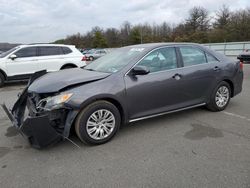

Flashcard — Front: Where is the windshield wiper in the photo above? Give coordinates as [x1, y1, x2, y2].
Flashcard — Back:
[84, 68, 109, 73]
[84, 68, 95, 71]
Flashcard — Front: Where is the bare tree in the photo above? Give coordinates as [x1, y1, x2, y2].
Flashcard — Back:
[214, 5, 230, 29]
[54, 7, 250, 47]
[186, 6, 210, 32]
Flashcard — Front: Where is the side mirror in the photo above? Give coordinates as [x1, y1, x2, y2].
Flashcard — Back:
[131, 66, 150, 75]
[9, 54, 17, 60]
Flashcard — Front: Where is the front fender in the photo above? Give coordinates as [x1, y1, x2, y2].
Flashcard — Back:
[66, 93, 128, 124]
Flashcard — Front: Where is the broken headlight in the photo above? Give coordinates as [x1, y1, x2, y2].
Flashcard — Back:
[37, 93, 73, 111]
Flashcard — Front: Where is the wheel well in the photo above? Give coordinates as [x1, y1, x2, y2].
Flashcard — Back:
[99, 98, 125, 125]
[80, 98, 125, 125]
[0, 69, 7, 80]
[223, 79, 234, 97]
[61, 64, 77, 69]
[70, 98, 126, 136]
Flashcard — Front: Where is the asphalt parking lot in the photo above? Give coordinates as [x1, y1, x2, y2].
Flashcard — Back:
[0, 65, 249, 188]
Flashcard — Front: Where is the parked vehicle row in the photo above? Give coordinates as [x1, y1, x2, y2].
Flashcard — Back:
[83, 49, 107, 61]
[0, 44, 86, 87]
[79, 48, 92, 55]
[2, 43, 243, 148]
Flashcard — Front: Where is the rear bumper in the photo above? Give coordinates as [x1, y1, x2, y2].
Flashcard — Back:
[233, 69, 244, 97]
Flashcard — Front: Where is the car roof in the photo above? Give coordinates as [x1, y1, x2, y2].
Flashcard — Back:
[17, 44, 75, 48]
[124, 42, 204, 49]
[122, 42, 228, 62]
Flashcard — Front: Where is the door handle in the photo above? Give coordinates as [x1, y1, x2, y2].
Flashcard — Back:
[172, 73, 182, 80]
[213, 66, 221, 71]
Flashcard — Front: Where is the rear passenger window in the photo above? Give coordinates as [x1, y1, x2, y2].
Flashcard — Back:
[206, 53, 219, 63]
[38, 47, 63, 56]
[14, 47, 37, 58]
[62, 47, 72, 54]
[180, 47, 207, 67]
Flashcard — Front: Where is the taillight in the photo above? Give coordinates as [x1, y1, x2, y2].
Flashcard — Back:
[81, 56, 87, 61]
[240, 61, 243, 70]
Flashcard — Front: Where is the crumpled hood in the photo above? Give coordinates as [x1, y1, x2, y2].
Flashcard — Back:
[28, 68, 110, 93]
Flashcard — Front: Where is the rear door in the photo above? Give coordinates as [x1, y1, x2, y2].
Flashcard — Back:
[37, 46, 65, 72]
[176, 46, 221, 104]
[6, 47, 39, 77]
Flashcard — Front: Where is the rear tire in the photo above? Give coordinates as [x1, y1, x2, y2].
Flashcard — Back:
[0, 73, 5, 87]
[75, 100, 121, 145]
[206, 81, 231, 112]
[89, 56, 94, 61]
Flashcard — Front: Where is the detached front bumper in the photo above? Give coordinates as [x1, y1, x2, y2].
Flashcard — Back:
[1, 71, 77, 149]
[1, 91, 62, 149]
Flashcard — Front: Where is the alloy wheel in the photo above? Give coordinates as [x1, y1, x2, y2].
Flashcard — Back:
[215, 86, 230, 108]
[86, 109, 115, 140]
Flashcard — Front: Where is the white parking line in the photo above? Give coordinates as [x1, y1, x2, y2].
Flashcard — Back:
[223, 111, 250, 122]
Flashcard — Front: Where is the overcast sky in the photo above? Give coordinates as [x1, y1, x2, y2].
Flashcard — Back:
[0, 0, 248, 43]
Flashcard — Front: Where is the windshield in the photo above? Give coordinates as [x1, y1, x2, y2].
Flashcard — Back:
[84, 47, 146, 73]
[0, 47, 19, 58]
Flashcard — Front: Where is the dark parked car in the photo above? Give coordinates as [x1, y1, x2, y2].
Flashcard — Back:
[2, 43, 243, 148]
[237, 49, 250, 63]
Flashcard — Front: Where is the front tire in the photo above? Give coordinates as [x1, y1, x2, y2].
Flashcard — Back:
[0, 73, 5, 87]
[75, 100, 121, 145]
[206, 81, 231, 112]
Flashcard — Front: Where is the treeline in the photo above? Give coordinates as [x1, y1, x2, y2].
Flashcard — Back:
[54, 5, 250, 48]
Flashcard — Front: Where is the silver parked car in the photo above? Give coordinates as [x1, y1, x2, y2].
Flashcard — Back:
[84, 49, 107, 61]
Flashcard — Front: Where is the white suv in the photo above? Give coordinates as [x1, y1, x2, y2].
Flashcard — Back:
[0, 44, 86, 87]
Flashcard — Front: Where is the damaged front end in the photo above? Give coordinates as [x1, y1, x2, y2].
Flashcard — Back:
[1, 71, 78, 149]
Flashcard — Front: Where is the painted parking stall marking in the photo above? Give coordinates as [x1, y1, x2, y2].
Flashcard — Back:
[223, 111, 250, 122]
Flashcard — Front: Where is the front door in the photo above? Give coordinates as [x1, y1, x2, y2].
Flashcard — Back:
[124, 47, 187, 120]
[6, 47, 39, 78]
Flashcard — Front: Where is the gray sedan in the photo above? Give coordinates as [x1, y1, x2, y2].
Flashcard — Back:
[2, 43, 243, 148]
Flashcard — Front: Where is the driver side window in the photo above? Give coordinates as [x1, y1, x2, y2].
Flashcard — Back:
[14, 47, 37, 58]
[137, 47, 177, 73]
